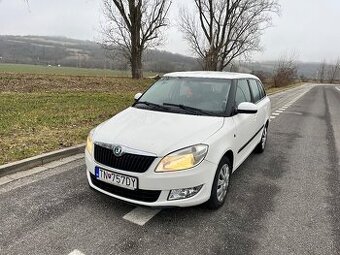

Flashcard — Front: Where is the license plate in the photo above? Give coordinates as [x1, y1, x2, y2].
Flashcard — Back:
[94, 166, 138, 190]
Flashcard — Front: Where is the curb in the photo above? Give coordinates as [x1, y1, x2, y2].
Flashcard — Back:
[0, 143, 85, 178]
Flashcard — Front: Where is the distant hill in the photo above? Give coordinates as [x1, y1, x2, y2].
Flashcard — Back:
[0, 35, 200, 73]
[0, 35, 321, 78]
[244, 61, 321, 79]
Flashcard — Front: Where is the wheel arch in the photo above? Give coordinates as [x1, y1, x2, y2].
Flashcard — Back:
[221, 149, 234, 172]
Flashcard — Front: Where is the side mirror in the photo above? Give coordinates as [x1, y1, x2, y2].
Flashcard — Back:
[237, 102, 258, 114]
[134, 92, 142, 101]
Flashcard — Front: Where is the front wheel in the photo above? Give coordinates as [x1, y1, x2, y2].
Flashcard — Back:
[207, 157, 232, 209]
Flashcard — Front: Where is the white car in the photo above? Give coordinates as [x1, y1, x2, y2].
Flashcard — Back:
[85, 72, 271, 209]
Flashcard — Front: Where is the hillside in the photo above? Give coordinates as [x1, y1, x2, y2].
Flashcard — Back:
[0, 35, 199, 72]
[0, 35, 321, 78]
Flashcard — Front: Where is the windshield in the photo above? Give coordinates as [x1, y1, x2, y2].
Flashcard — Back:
[134, 77, 232, 116]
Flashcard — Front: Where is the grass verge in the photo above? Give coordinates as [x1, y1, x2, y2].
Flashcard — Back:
[266, 82, 303, 95]
[0, 72, 153, 165]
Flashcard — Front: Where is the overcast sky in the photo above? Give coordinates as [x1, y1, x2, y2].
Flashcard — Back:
[0, 0, 339, 63]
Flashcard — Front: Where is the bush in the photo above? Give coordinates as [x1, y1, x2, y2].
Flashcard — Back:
[272, 59, 297, 87]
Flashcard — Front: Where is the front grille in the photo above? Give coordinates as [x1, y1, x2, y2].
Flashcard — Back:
[94, 144, 156, 173]
[90, 173, 161, 202]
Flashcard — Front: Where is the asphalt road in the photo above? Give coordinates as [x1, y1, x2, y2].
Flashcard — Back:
[0, 84, 339, 255]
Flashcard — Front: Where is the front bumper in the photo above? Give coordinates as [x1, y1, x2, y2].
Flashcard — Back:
[85, 150, 217, 207]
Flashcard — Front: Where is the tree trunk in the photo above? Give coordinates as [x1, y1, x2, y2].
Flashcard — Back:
[129, 1, 143, 79]
[131, 48, 143, 79]
[203, 48, 218, 71]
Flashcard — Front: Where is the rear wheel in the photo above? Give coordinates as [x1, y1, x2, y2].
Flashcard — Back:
[255, 124, 268, 153]
[207, 157, 231, 209]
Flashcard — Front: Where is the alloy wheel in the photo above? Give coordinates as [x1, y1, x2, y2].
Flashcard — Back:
[216, 164, 230, 202]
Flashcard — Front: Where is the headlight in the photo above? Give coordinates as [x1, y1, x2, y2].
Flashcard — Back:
[86, 130, 94, 155]
[155, 144, 208, 172]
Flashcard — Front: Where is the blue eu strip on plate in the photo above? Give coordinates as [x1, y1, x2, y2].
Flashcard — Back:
[95, 166, 100, 178]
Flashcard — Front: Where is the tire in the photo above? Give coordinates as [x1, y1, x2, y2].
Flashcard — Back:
[255, 124, 268, 153]
[207, 157, 232, 209]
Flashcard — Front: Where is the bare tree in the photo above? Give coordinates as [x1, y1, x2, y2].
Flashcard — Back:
[180, 0, 280, 71]
[327, 58, 340, 84]
[272, 55, 297, 87]
[318, 60, 327, 83]
[102, 0, 171, 79]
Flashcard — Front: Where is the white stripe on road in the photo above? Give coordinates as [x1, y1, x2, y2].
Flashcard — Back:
[285, 112, 303, 115]
[123, 207, 161, 226]
[68, 250, 86, 255]
[0, 154, 84, 187]
[336, 87, 340, 92]
[270, 90, 311, 121]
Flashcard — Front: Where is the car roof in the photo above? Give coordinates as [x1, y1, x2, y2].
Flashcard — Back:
[164, 71, 259, 80]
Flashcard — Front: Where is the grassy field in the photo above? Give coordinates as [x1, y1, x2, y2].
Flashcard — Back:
[0, 65, 153, 165]
[0, 63, 156, 77]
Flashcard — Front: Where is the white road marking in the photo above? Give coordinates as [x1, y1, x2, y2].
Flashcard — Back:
[0, 176, 12, 186]
[284, 111, 303, 115]
[123, 207, 161, 226]
[0, 154, 84, 187]
[270, 89, 310, 120]
[68, 250, 86, 255]
[0, 160, 85, 195]
[7, 166, 48, 180]
[336, 87, 340, 92]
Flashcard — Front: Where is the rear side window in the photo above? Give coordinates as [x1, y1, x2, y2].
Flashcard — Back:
[256, 80, 266, 98]
[249, 79, 262, 103]
[235, 80, 252, 106]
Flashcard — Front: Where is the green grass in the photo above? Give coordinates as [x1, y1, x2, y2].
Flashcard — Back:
[0, 92, 137, 164]
[0, 70, 153, 165]
[0, 63, 156, 77]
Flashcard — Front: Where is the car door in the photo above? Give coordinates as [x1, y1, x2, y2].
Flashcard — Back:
[256, 80, 271, 122]
[248, 79, 266, 131]
[232, 79, 258, 169]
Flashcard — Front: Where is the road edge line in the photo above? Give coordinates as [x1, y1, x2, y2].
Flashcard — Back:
[0, 143, 85, 177]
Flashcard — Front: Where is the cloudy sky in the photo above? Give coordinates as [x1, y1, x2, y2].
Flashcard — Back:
[0, 0, 339, 63]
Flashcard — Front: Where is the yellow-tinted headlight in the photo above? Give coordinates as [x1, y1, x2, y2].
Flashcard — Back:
[86, 133, 94, 155]
[155, 144, 208, 172]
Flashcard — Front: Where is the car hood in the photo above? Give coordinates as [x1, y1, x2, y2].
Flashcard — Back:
[93, 107, 224, 157]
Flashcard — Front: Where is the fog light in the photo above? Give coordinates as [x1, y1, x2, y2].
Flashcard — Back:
[168, 185, 203, 201]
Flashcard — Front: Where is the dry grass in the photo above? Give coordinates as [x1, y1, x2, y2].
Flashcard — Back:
[266, 82, 303, 95]
[0, 73, 152, 93]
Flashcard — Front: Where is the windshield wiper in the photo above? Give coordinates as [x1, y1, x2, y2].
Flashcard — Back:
[163, 103, 214, 116]
[135, 101, 169, 111]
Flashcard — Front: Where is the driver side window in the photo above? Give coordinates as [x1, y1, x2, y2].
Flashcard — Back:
[235, 79, 252, 107]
